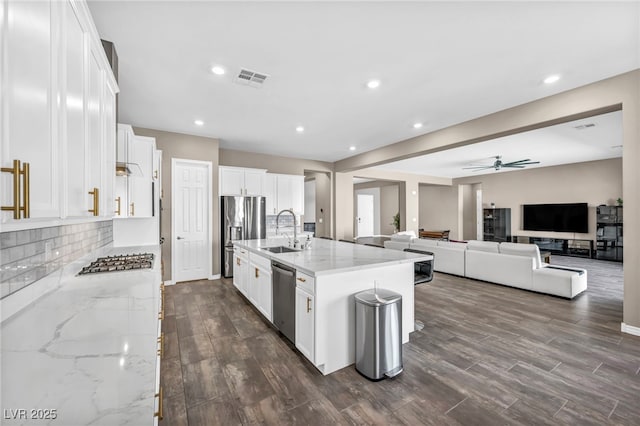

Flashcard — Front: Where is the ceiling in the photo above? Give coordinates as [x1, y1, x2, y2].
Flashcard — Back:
[87, 1, 640, 165]
[373, 110, 623, 178]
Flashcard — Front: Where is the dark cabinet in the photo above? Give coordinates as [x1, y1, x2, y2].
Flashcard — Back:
[596, 205, 623, 261]
[483, 208, 511, 242]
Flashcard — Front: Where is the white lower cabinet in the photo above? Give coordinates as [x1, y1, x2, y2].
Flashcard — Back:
[295, 286, 315, 362]
[249, 254, 273, 322]
[233, 248, 249, 296]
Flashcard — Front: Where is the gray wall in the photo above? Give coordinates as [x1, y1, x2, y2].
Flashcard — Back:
[134, 127, 220, 281]
[419, 158, 622, 242]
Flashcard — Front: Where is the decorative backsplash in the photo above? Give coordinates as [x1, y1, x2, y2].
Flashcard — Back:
[0, 220, 113, 299]
[266, 214, 299, 234]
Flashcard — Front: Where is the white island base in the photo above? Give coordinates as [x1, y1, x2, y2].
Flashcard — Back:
[233, 238, 424, 376]
[312, 263, 414, 375]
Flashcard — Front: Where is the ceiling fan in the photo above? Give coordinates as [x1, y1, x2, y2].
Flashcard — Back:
[463, 155, 540, 172]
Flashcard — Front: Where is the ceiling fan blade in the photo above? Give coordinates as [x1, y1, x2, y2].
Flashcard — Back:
[504, 158, 532, 164]
[503, 165, 526, 168]
[503, 160, 540, 166]
[462, 165, 493, 170]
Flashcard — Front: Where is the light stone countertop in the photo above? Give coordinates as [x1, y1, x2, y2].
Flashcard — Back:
[0, 244, 162, 426]
[234, 237, 432, 277]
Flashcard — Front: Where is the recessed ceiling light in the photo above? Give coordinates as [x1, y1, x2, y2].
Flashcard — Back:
[194, 120, 204, 126]
[349, 146, 356, 151]
[413, 122, 423, 129]
[296, 126, 304, 133]
[543, 74, 560, 84]
[211, 66, 225, 75]
[366, 80, 380, 89]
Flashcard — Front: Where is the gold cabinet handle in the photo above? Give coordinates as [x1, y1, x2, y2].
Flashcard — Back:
[130, 202, 135, 216]
[157, 332, 164, 358]
[154, 170, 158, 179]
[306, 297, 311, 313]
[115, 196, 121, 215]
[297, 277, 306, 283]
[236, 258, 240, 266]
[88, 187, 99, 216]
[255, 267, 259, 278]
[1, 159, 30, 219]
[21, 162, 30, 218]
[154, 387, 163, 420]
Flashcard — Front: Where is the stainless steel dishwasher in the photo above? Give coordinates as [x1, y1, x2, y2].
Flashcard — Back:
[272, 261, 296, 344]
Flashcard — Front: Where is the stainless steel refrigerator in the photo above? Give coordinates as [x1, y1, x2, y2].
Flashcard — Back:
[221, 196, 266, 278]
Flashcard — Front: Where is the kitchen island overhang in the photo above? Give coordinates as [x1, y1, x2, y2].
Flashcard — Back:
[232, 238, 432, 375]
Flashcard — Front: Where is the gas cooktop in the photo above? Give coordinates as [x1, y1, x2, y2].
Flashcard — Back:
[78, 253, 154, 275]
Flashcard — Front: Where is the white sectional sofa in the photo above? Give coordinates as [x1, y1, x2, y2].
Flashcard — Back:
[384, 237, 587, 298]
[408, 239, 467, 276]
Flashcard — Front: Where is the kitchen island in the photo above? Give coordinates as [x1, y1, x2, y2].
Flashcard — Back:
[232, 237, 431, 375]
[0, 245, 162, 426]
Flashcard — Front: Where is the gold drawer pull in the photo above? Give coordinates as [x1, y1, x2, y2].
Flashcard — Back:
[157, 332, 164, 358]
[255, 267, 259, 278]
[88, 187, 99, 216]
[1, 159, 29, 219]
[306, 297, 311, 313]
[115, 196, 121, 215]
[154, 387, 163, 420]
[236, 258, 240, 266]
[130, 202, 135, 216]
[297, 277, 306, 283]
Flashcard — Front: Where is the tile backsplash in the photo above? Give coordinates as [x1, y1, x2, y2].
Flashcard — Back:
[0, 220, 113, 299]
[266, 214, 300, 235]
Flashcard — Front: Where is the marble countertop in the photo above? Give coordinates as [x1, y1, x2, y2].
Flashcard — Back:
[1, 244, 162, 426]
[234, 237, 432, 277]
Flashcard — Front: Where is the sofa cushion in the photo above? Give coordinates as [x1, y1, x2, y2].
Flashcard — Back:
[437, 241, 467, 250]
[466, 240, 500, 253]
[412, 239, 438, 248]
[533, 266, 587, 298]
[390, 231, 416, 242]
[384, 240, 410, 251]
[499, 242, 542, 269]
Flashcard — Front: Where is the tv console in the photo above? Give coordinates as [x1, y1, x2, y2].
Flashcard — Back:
[513, 236, 594, 259]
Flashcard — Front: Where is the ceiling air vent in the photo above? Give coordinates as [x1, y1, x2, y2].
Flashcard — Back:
[574, 123, 596, 130]
[235, 68, 269, 88]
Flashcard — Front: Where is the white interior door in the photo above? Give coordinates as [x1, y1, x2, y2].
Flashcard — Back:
[476, 189, 483, 240]
[356, 194, 374, 237]
[172, 159, 212, 283]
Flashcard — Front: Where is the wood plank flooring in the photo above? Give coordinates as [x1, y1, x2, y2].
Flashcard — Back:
[160, 256, 640, 425]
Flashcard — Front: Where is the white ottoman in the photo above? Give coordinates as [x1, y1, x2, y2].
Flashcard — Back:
[532, 266, 587, 298]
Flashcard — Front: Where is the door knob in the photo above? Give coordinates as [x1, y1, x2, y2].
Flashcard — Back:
[177, 236, 185, 240]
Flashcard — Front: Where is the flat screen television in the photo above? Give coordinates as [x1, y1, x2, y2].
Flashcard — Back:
[522, 203, 588, 233]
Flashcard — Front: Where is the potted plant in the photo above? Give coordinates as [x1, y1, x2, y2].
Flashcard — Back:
[616, 197, 623, 206]
[391, 212, 400, 233]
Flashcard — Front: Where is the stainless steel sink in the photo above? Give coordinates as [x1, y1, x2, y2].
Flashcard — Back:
[261, 246, 299, 254]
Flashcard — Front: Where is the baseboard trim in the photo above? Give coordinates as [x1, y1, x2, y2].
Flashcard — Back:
[164, 280, 175, 286]
[621, 322, 640, 336]
[208, 274, 221, 281]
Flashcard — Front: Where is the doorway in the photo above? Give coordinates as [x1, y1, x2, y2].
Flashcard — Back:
[172, 158, 212, 283]
[356, 193, 375, 237]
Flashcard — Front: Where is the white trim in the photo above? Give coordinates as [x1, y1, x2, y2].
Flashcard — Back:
[171, 158, 213, 284]
[163, 280, 175, 286]
[621, 322, 640, 336]
[208, 274, 221, 281]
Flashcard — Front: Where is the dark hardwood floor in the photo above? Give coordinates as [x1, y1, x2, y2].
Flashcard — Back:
[160, 256, 640, 425]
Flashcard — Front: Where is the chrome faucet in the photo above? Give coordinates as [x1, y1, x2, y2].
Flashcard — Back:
[276, 209, 298, 248]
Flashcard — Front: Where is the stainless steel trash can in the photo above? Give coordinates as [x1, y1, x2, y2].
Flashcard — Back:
[355, 289, 403, 380]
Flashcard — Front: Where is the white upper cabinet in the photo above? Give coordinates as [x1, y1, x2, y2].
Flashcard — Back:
[219, 166, 266, 196]
[1, 0, 59, 221]
[128, 136, 155, 218]
[267, 173, 305, 215]
[114, 125, 156, 218]
[0, 0, 118, 227]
